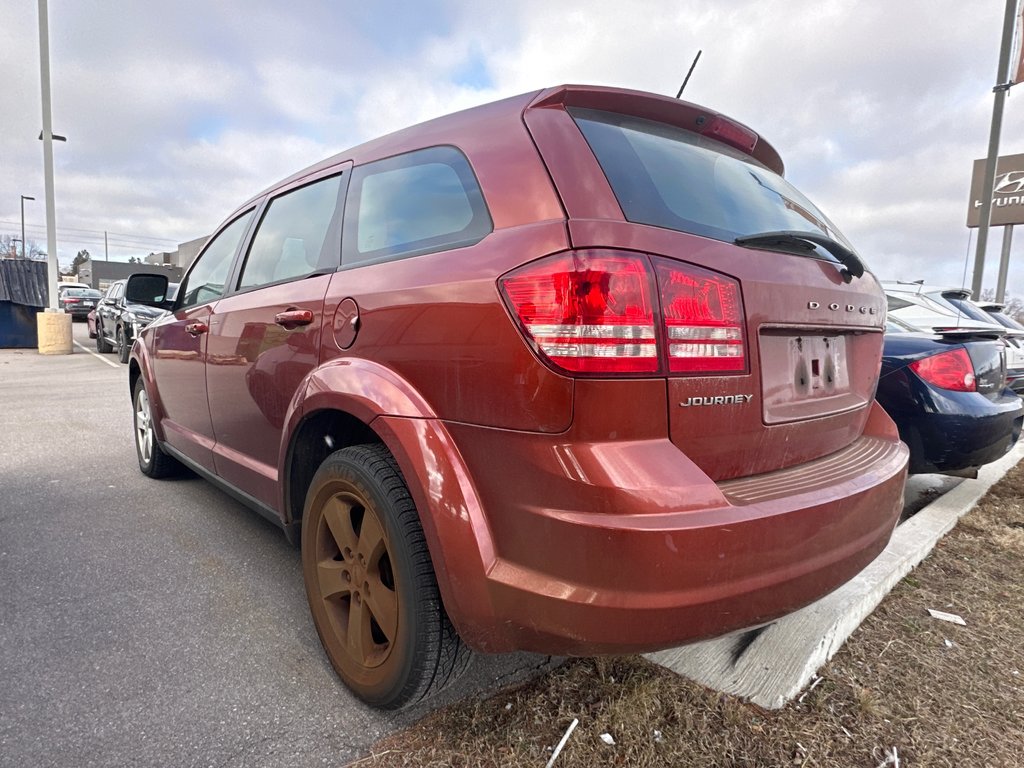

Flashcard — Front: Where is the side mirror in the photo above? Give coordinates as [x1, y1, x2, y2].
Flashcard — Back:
[126, 273, 171, 307]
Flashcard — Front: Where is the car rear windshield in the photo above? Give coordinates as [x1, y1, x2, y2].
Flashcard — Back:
[569, 108, 856, 261]
[66, 288, 101, 298]
[986, 310, 1024, 331]
[943, 295, 1004, 325]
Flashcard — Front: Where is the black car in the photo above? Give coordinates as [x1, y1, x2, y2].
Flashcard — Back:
[95, 279, 173, 363]
[877, 317, 1023, 476]
[58, 287, 102, 320]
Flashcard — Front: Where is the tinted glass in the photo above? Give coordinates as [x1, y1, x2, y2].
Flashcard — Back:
[66, 288, 101, 298]
[570, 108, 856, 262]
[178, 211, 254, 308]
[342, 146, 491, 266]
[239, 175, 343, 290]
[986, 310, 1024, 331]
[943, 295, 1000, 324]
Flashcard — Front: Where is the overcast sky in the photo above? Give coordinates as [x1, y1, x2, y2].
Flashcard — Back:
[2, 0, 1023, 295]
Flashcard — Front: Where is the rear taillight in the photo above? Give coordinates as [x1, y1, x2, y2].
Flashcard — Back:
[500, 251, 657, 373]
[63, 297, 80, 304]
[500, 250, 747, 376]
[654, 258, 746, 373]
[910, 348, 976, 392]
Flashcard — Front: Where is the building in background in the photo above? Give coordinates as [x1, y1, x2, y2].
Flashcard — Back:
[79, 260, 182, 291]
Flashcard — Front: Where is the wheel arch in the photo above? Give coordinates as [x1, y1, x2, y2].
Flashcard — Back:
[281, 359, 498, 646]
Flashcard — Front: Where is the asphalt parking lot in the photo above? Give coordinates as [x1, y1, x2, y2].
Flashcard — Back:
[0, 323, 554, 768]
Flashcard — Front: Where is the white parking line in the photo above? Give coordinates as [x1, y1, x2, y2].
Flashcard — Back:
[73, 340, 121, 369]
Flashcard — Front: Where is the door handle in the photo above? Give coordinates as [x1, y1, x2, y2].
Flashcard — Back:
[274, 309, 315, 329]
[185, 321, 209, 337]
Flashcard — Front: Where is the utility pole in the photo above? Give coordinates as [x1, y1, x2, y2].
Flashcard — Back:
[104, 230, 109, 261]
[971, 0, 1019, 300]
[37, 0, 59, 309]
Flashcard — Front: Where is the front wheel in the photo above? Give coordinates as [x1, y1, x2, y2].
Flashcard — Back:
[301, 444, 469, 709]
[132, 378, 180, 478]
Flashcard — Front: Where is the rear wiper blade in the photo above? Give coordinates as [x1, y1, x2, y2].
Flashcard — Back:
[734, 230, 865, 284]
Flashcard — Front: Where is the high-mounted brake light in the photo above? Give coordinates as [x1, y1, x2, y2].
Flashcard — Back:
[653, 258, 746, 373]
[699, 115, 758, 154]
[500, 251, 657, 374]
[910, 347, 976, 392]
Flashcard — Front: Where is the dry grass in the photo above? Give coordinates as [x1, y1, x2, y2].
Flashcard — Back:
[362, 464, 1024, 767]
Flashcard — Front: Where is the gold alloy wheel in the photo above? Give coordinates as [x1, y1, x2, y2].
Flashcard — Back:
[301, 444, 468, 708]
[313, 486, 400, 672]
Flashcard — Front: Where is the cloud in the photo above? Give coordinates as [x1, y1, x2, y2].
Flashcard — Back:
[1, 0, 1022, 296]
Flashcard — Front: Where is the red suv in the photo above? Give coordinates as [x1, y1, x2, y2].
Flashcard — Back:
[126, 85, 909, 709]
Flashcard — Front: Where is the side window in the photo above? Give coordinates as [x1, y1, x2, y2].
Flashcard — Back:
[178, 211, 254, 309]
[238, 174, 343, 291]
[342, 145, 491, 266]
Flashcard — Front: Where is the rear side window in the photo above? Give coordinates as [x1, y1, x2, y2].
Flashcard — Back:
[238, 174, 344, 290]
[342, 146, 491, 266]
[570, 108, 855, 259]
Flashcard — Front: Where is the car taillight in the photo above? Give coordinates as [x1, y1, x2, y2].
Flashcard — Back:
[500, 250, 658, 373]
[63, 297, 80, 304]
[910, 348, 976, 392]
[501, 250, 748, 377]
[654, 258, 746, 373]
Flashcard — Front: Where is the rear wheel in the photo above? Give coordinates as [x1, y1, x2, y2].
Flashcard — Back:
[301, 444, 469, 709]
[116, 326, 130, 364]
[96, 320, 112, 353]
[132, 378, 180, 478]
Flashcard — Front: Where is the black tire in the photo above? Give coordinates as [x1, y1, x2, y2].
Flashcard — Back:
[132, 378, 181, 478]
[117, 326, 131, 364]
[96, 320, 113, 353]
[301, 444, 469, 709]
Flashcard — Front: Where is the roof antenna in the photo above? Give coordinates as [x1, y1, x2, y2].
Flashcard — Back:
[676, 50, 702, 98]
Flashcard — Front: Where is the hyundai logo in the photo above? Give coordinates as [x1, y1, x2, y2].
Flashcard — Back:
[994, 171, 1024, 195]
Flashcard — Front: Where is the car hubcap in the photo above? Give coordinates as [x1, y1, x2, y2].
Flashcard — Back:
[117, 330, 124, 355]
[315, 489, 398, 669]
[135, 389, 154, 465]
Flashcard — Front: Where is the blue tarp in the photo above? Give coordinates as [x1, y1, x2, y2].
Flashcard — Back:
[0, 260, 48, 348]
[0, 259, 48, 307]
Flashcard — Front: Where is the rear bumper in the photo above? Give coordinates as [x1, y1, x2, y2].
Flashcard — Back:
[897, 390, 1023, 474]
[379, 400, 908, 655]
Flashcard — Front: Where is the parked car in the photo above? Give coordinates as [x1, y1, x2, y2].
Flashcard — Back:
[877, 316, 1023, 476]
[95, 278, 174, 363]
[124, 84, 908, 708]
[57, 287, 102, 321]
[975, 300, 1024, 393]
[884, 283, 1024, 394]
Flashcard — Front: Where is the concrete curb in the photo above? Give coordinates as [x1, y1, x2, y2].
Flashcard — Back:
[644, 439, 1024, 709]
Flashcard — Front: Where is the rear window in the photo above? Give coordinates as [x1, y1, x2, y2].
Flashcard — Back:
[986, 310, 1024, 331]
[943, 295, 1001, 324]
[569, 108, 855, 261]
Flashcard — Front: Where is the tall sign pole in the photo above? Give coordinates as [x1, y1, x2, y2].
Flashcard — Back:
[972, 0, 1019, 300]
[37, 0, 60, 310]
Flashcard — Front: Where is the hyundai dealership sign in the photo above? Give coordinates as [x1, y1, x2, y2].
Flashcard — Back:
[967, 152, 1024, 227]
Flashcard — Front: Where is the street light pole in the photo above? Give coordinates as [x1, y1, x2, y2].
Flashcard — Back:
[20, 195, 35, 260]
[37, 0, 60, 310]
